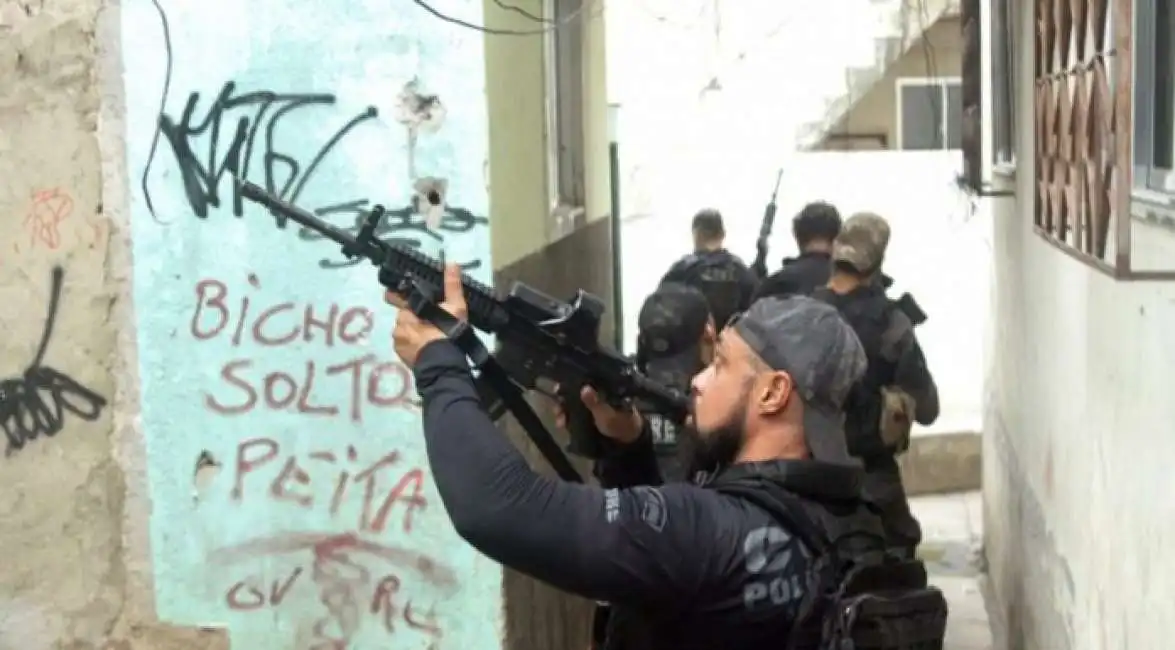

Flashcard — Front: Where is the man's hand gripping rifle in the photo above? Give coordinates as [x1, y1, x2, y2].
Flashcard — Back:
[237, 181, 690, 484]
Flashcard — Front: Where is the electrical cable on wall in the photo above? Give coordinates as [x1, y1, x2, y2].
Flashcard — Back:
[492, 0, 553, 24]
[413, 0, 593, 35]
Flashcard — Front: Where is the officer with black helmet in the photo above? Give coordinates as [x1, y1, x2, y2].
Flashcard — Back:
[813, 212, 940, 559]
[660, 209, 757, 329]
[594, 282, 716, 486]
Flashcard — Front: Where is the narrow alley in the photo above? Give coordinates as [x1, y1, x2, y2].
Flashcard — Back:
[914, 493, 991, 650]
[2, 0, 1172, 648]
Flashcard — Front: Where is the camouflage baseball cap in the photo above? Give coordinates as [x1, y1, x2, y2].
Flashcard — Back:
[832, 212, 891, 273]
[637, 283, 712, 387]
[730, 295, 867, 464]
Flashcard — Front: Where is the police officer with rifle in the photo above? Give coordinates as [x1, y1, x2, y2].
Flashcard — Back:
[813, 212, 940, 559]
[398, 283, 946, 649]
[660, 209, 757, 329]
[239, 181, 948, 650]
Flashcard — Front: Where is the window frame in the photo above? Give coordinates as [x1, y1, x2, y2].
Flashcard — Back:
[894, 76, 964, 151]
[1133, 0, 1175, 200]
[544, 0, 587, 212]
[989, 0, 1017, 168]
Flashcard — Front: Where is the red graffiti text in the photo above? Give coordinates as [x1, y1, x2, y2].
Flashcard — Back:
[191, 275, 377, 347]
[217, 533, 450, 649]
[190, 275, 417, 420]
[230, 438, 428, 535]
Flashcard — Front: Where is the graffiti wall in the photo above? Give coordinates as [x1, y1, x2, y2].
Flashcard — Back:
[0, 3, 122, 645]
[120, 0, 500, 647]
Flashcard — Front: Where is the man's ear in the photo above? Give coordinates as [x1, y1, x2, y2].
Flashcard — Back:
[754, 371, 793, 415]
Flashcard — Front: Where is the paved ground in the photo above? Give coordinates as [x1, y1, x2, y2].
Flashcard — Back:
[911, 491, 994, 650]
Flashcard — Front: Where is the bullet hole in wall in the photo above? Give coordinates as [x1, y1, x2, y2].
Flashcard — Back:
[193, 450, 221, 500]
[414, 177, 448, 229]
[394, 80, 446, 133]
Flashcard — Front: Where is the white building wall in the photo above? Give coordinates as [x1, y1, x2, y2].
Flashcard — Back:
[981, 0, 1175, 647]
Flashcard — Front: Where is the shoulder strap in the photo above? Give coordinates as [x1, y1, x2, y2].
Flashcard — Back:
[404, 278, 585, 484]
[712, 476, 895, 650]
[879, 307, 913, 361]
[710, 480, 836, 650]
[712, 481, 829, 554]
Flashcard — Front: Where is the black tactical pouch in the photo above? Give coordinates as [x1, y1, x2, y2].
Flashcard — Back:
[818, 560, 949, 650]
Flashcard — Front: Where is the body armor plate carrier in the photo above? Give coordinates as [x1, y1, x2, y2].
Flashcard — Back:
[713, 465, 948, 650]
[600, 462, 947, 650]
[813, 285, 914, 459]
[679, 253, 743, 328]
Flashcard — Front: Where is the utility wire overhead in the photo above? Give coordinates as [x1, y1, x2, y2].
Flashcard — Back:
[413, 0, 595, 35]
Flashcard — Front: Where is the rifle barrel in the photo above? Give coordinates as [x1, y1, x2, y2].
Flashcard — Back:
[237, 179, 359, 248]
[770, 168, 784, 200]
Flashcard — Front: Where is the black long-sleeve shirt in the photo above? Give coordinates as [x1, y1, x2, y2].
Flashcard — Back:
[415, 341, 812, 646]
[751, 252, 833, 301]
[592, 420, 665, 488]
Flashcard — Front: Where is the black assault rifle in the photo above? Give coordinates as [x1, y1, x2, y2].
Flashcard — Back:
[751, 169, 784, 278]
[237, 180, 689, 483]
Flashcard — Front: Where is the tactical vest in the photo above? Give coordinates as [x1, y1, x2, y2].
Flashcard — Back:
[601, 462, 947, 650]
[813, 285, 909, 460]
[677, 252, 743, 327]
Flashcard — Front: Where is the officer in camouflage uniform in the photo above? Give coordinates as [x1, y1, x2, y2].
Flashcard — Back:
[814, 212, 939, 558]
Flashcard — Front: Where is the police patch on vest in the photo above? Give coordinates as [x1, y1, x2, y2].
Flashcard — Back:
[604, 488, 620, 523]
[700, 266, 738, 282]
[631, 486, 668, 532]
[741, 525, 804, 611]
[648, 414, 678, 446]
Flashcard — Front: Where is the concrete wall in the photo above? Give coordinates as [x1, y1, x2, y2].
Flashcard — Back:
[118, 1, 502, 648]
[818, 17, 964, 151]
[0, 0, 610, 647]
[483, 2, 614, 649]
[981, 0, 1175, 647]
[1, 1, 130, 648]
[485, 0, 612, 270]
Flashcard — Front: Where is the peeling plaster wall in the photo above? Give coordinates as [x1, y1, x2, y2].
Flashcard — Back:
[1, 0, 124, 648]
[2, 0, 505, 647]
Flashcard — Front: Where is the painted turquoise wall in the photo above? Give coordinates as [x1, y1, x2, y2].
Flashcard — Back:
[121, 0, 501, 647]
